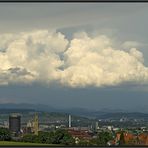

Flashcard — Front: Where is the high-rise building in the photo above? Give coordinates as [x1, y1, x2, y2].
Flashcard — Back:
[9, 114, 21, 135]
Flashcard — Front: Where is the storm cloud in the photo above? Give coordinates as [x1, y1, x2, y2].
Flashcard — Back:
[0, 29, 148, 88]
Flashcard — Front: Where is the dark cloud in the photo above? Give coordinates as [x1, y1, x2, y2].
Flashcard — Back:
[8, 67, 34, 77]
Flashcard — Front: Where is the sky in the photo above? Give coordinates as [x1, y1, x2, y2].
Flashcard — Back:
[0, 3, 148, 111]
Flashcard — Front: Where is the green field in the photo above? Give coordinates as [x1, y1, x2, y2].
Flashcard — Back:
[0, 141, 60, 146]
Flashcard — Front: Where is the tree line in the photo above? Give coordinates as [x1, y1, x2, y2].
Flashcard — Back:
[0, 127, 129, 146]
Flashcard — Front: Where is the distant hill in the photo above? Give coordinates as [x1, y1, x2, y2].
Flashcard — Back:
[95, 112, 148, 120]
[0, 103, 56, 112]
[0, 108, 96, 127]
[0, 108, 35, 114]
[0, 103, 148, 120]
[0, 103, 95, 117]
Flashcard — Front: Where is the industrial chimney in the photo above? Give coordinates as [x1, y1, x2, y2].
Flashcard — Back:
[68, 115, 71, 128]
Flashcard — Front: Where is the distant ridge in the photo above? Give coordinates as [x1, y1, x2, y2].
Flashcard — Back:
[0, 108, 35, 114]
[0, 103, 55, 112]
[0, 103, 148, 120]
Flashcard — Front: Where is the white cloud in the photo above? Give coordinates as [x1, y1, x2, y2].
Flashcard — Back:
[0, 30, 148, 88]
[0, 30, 68, 85]
[122, 41, 142, 49]
[60, 32, 148, 87]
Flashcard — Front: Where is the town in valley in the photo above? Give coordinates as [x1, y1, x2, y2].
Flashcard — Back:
[0, 107, 148, 146]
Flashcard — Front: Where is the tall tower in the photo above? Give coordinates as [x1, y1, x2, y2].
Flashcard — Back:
[34, 113, 39, 135]
[68, 115, 71, 128]
[95, 121, 99, 131]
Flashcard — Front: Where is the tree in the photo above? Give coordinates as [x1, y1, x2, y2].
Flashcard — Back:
[97, 131, 113, 146]
[38, 131, 49, 143]
[55, 129, 64, 144]
[0, 128, 11, 141]
[21, 129, 75, 145]
[78, 139, 89, 146]
[52, 129, 74, 145]
[46, 131, 55, 144]
[59, 131, 75, 145]
[119, 132, 125, 146]
[22, 134, 39, 143]
[89, 138, 98, 146]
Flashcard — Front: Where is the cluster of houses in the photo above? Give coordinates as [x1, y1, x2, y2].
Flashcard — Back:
[113, 132, 148, 146]
[67, 128, 148, 146]
[68, 129, 93, 144]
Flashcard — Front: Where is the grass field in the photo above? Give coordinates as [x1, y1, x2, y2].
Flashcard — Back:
[0, 141, 60, 146]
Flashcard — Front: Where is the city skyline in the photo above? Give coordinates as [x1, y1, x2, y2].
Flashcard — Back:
[0, 3, 148, 111]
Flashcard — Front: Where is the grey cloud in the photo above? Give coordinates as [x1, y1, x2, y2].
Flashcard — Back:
[8, 67, 34, 77]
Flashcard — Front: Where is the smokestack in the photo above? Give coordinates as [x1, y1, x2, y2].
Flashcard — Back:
[95, 121, 99, 131]
[68, 115, 71, 128]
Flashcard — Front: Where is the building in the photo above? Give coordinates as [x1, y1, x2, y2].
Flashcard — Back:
[138, 133, 148, 145]
[32, 113, 39, 135]
[22, 127, 32, 134]
[9, 114, 21, 136]
[115, 131, 148, 146]
[68, 129, 93, 144]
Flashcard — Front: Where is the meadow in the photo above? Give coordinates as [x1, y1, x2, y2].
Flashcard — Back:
[0, 141, 59, 146]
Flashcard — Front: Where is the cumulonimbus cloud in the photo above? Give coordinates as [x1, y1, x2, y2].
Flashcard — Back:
[0, 29, 148, 87]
